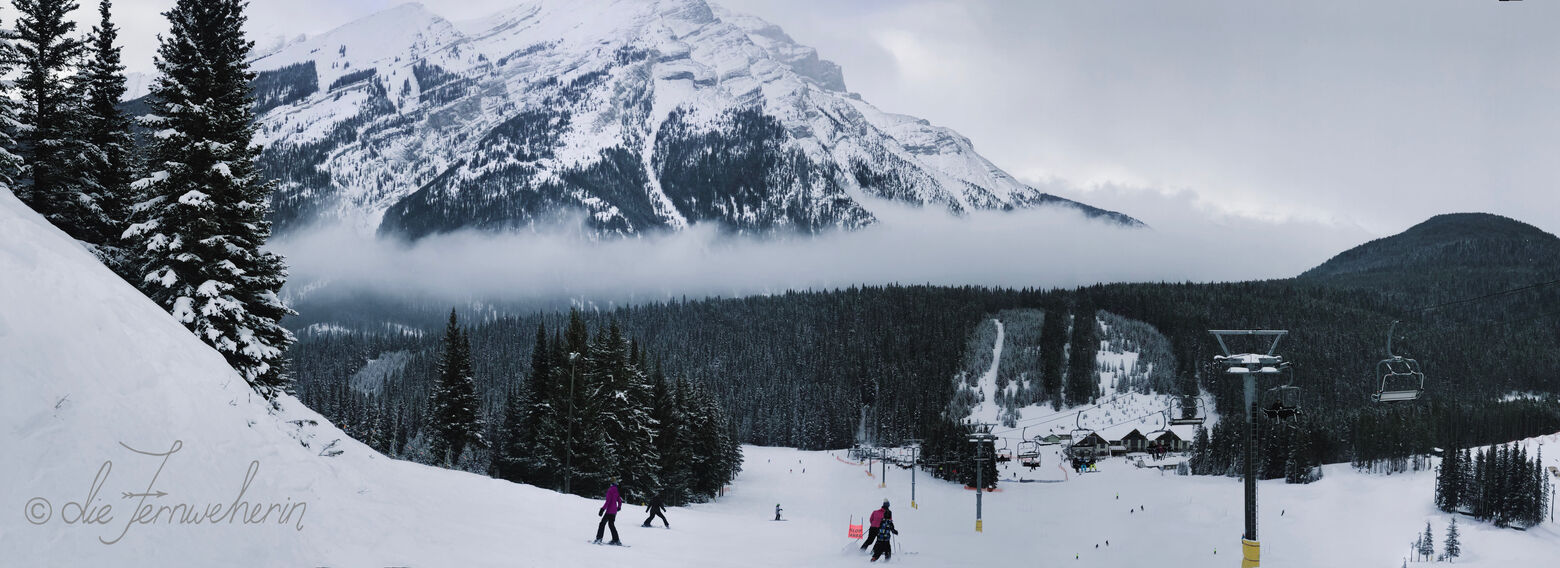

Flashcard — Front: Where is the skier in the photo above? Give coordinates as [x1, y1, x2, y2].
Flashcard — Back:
[642, 494, 669, 528]
[775, 503, 783, 521]
[870, 514, 898, 562]
[859, 500, 889, 550]
[594, 481, 624, 545]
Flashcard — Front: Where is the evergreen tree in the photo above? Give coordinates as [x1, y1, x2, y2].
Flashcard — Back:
[1419, 522, 1434, 560]
[1436, 443, 1463, 513]
[0, 18, 23, 196]
[1444, 516, 1460, 561]
[588, 322, 660, 500]
[511, 322, 563, 487]
[1063, 301, 1101, 406]
[491, 384, 528, 482]
[651, 364, 692, 503]
[8, 0, 110, 244]
[430, 310, 483, 467]
[79, 0, 137, 272]
[123, 0, 294, 396]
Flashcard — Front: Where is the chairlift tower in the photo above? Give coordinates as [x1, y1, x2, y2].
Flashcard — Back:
[967, 423, 997, 532]
[1210, 329, 1289, 568]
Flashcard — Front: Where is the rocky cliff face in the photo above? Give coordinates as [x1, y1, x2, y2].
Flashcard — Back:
[235, 0, 1140, 239]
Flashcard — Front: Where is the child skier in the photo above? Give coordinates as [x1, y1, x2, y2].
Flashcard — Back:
[643, 494, 669, 528]
[594, 482, 624, 545]
[860, 500, 890, 550]
[870, 515, 898, 562]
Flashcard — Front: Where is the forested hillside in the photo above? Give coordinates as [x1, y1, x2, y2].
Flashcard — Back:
[288, 214, 1560, 487]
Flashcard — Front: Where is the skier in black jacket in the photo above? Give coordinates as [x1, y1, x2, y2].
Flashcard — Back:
[642, 495, 669, 528]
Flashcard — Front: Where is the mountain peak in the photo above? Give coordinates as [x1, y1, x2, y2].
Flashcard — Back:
[233, 0, 1139, 238]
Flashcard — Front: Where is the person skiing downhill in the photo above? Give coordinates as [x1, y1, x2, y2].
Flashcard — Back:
[594, 482, 624, 545]
[859, 500, 889, 550]
[643, 494, 669, 528]
[774, 504, 783, 520]
[870, 515, 898, 562]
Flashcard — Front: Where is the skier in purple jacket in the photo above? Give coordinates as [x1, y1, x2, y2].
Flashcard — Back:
[594, 482, 624, 545]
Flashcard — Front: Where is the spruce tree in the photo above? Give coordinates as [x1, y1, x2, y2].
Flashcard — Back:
[1419, 522, 1433, 560]
[8, 0, 108, 244]
[505, 322, 561, 486]
[430, 310, 483, 467]
[1437, 444, 1463, 513]
[80, 0, 137, 272]
[1444, 517, 1460, 560]
[0, 18, 23, 195]
[123, 0, 294, 396]
[491, 384, 528, 482]
[589, 323, 659, 500]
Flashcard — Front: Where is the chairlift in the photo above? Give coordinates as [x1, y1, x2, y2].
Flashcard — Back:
[1068, 412, 1099, 460]
[1373, 321, 1425, 403]
[1262, 366, 1302, 420]
[995, 437, 1012, 463]
[1168, 395, 1207, 426]
[1014, 427, 1040, 468]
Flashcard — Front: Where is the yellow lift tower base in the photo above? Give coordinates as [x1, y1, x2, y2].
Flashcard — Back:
[1241, 538, 1260, 567]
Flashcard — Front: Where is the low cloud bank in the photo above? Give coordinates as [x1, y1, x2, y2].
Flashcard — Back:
[274, 196, 1373, 304]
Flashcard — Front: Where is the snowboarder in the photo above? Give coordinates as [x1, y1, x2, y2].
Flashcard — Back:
[642, 495, 669, 528]
[775, 503, 783, 521]
[594, 482, 624, 545]
[870, 515, 898, 562]
[860, 500, 890, 550]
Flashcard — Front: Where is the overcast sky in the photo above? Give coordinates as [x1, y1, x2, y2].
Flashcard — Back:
[35, 0, 1559, 248]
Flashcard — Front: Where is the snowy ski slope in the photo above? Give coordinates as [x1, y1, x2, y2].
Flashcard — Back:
[1, 190, 1556, 566]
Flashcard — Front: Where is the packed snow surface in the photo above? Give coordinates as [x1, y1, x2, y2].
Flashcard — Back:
[2, 189, 1556, 566]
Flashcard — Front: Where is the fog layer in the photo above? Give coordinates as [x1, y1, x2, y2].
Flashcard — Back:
[275, 195, 1373, 303]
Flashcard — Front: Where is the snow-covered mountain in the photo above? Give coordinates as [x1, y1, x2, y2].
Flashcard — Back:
[234, 0, 1140, 239]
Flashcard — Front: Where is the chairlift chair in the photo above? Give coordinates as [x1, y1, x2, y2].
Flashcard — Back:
[1373, 321, 1426, 403]
[1262, 385, 1302, 420]
[1018, 442, 1042, 469]
[1068, 413, 1098, 460]
[1262, 366, 1302, 420]
[995, 437, 1012, 463]
[1168, 395, 1207, 426]
[1015, 427, 1040, 467]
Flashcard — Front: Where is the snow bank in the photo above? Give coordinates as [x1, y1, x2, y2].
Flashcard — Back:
[0, 189, 595, 566]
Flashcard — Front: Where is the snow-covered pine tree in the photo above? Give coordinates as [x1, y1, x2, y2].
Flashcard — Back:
[560, 310, 614, 495]
[1535, 446, 1548, 527]
[524, 326, 569, 489]
[9, 0, 113, 245]
[580, 322, 658, 500]
[1444, 516, 1460, 560]
[651, 364, 694, 504]
[79, 0, 137, 274]
[504, 324, 550, 482]
[123, 0, 294, 397]
[491, 384, 527, 482]
[1419, 522, 1434, 560]
[429, 310, 484, 467]
[680, 378, 740, 499]
[0, 19, 23, 196]
[1436, 443, 1463, 513]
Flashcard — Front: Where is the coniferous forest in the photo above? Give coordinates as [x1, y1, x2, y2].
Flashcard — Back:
[1435, 442, 1550, 529]
[288, 212, 1560, 498]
